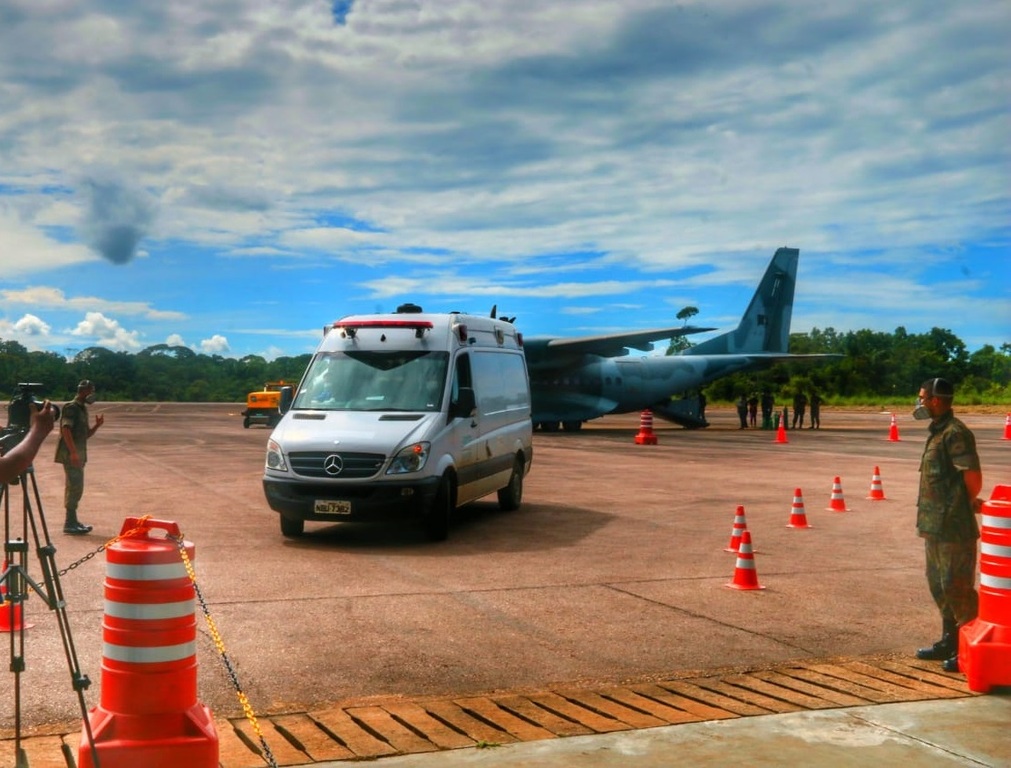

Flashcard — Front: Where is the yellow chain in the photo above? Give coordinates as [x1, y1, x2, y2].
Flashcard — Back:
[174, 535, 278, 767]
[104, 515, 155, 546]
[58, 515, 156, 576]
[56, 516, 277, 765]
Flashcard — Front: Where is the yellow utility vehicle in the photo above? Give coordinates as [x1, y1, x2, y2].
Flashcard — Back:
[242, 382, 294, 428]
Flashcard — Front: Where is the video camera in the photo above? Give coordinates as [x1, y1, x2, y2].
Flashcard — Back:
[1, 382, 60, 452]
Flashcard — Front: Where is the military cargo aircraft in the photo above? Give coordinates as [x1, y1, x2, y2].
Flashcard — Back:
[522, 247, 828, 431]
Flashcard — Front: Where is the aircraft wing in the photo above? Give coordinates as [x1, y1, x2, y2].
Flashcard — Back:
[716, 353, 845, 363]
[526, 325, 715, 363]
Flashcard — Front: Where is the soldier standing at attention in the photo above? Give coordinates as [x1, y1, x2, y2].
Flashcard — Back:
[913, 377, 983, 673]
[791, 391, 808, 429]
[55, 379, 104, 535]
[760, 390, 774, 429]
[809, 391, 822, 429]
[735, 394, 748, 429]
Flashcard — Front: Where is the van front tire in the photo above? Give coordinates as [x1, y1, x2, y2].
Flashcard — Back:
[423, 476, 453, 541]
[280, 515, 305, 538]
[497, 456, 524, 511]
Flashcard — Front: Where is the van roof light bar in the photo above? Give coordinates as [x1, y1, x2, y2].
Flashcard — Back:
[333, 319, 434, 339]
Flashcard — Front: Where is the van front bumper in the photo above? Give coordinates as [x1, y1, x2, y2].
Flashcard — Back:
[262, 476, 442, 522]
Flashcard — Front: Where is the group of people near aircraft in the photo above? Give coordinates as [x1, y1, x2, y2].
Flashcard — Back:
[734, 389, 823, 430]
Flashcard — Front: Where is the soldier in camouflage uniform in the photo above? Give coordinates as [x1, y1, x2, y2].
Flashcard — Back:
[913, 377, 983, 673]
[54, 380, 104, 535]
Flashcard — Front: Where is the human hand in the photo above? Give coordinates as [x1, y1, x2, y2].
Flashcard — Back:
[30, 400, 56, 436]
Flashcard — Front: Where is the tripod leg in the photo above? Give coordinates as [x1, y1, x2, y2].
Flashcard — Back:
[3, 486, 30, 767]
[4, 470, 100, 767]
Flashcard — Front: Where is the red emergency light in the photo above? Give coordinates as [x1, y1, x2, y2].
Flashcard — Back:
[333, 319, 434, 339]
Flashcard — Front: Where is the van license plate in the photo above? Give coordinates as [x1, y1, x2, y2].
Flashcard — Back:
[315, 500, 352, 515]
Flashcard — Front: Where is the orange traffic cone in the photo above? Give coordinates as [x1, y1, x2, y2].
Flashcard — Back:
[724, 505, 748, 552]
[826, 476, 850, 512]
[634, 409, 658, 445]
[1003, 413, 1011, 441]
[0, 560, 32, 632]
[787, 488, 812, 528]
[726, 530, 765, 590]
[867, 466, 886, 501]
[887, 414, 900, 442]
[775, 411, 788, 444]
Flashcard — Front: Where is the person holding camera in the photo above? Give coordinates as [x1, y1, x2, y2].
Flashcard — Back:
[54, 380, 104, 535]
[0, 400, 56, 485]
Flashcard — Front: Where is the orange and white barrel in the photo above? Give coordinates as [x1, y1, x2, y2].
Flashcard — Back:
[634, 409, 658, 445]
[79, 518, 217, 768]
[959, 486, 1011, 693]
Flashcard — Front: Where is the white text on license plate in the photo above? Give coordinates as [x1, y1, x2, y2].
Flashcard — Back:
[315, 499, 351, 515]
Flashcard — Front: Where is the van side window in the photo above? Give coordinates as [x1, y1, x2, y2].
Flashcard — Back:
[470, 351, 530, 416]
[451, 353, 473, 406]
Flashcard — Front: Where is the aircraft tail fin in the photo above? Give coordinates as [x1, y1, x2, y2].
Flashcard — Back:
[685, 247, 798, 356]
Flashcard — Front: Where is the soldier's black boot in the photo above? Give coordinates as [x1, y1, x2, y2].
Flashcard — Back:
[63, 508, 93, 535]
[941, 651, 960, 673]
[916, 618, 957, 661]
[942, 623, 962, 672]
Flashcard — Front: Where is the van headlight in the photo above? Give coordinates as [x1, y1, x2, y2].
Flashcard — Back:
[387, 442, 430, 474]
[266, 439, 288, 472]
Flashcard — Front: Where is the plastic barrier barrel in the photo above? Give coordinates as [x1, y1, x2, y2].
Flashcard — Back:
[959, 485, 1011, 693]
[1, 559, 32, 632]
[634, 409, 658, 445]
[79, 517, 218, 768]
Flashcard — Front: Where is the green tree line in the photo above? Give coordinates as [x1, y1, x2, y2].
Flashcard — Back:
[1, 325, 1009, 406]
[0, 341, 310, 404]
[704, 327, 1011, 406]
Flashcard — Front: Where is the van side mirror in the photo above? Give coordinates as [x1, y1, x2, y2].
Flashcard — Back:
[452, 387, 476, 419]
[278, 386, 294, 414]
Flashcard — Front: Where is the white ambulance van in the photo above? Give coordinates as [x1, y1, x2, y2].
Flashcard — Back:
[262, 304, 533, 540]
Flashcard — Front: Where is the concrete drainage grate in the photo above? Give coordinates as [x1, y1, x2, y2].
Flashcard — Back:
[210, 654, 972, 766]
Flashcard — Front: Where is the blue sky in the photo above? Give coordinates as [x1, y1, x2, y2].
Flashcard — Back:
[1, 1, 1008, 362]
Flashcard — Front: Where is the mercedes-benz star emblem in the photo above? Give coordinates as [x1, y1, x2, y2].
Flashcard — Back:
[323, 454, 344, 476]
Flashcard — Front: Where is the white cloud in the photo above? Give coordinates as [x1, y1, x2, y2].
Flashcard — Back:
[360, 274, 680, 300]
[0, 208, 96, 276]
[1, 286, 186, 320]
[260, 345, 290, 361]
[278, 227, 378, 251]
[0, 1, 1006, 356]
[69, 312, 143, 351]
[200, 335, 230, 355]
[13, 313, 51, 336]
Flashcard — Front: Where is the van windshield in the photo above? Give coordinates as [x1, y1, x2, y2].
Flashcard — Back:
[292, 350, 449, 412]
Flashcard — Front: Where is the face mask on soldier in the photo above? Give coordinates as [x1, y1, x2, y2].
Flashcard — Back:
[912, 396, 932, 421]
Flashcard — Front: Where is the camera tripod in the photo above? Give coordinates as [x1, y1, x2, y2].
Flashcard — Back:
[1, 464, 100, 768]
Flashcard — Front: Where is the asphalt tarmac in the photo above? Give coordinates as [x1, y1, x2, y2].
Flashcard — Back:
[2, 403, 1009, 766]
